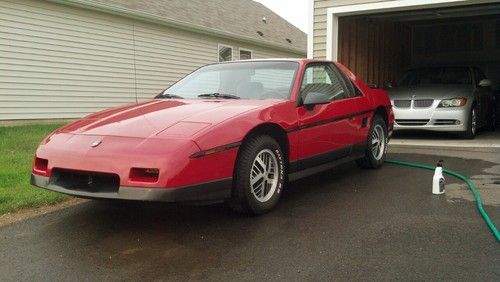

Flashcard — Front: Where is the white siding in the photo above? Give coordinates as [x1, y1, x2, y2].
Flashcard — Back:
[0, 0, 304, 120]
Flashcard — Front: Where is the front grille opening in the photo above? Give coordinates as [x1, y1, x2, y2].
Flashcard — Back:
[393, 100, 411, 108]
[395, 119, 430, 126]
[434, 119, 460, 125]
[50, 168, 119, 193]
[413, 99, 434, 108]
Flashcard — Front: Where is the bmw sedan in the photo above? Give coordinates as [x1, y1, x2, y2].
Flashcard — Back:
[389, 66, 496, 138]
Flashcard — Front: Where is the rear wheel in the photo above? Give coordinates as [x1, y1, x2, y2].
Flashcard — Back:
[356, 115, 387, 169]
[460, 106, 477, 139]
[230, 135, 285, 215]
[486, 103, 496, 132]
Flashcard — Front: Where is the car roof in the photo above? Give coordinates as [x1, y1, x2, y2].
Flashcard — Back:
[216, 58, 332, 64]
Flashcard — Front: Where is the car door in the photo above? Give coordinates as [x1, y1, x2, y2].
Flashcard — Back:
[296, 63, 359, 169]
[332, 63, 374, 147]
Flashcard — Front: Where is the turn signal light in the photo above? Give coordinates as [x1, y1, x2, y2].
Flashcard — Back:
[33, 157, 48, 175]
[129, 168, 159, 183]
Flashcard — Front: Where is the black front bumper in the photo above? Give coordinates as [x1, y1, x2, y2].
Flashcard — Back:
[31, 174, 232, 203]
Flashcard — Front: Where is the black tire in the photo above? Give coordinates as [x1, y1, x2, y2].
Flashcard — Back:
[459, 106, 477, 139]
[356, 115, 388, 169]
[229, 135, 285, 215]
[485, 104, 496, 132]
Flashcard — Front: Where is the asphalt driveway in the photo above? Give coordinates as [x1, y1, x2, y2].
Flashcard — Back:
[1, 149, 499, 281]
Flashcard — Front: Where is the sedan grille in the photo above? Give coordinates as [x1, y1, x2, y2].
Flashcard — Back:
[413, 99, 434, 108]
[395, 119, 430, 126]
[49, 168, 119, 193]
[393, 100, 411, 108]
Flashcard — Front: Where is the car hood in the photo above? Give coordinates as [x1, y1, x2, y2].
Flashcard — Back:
[388, 84, 473, 100]
[58, 99, 278, 138]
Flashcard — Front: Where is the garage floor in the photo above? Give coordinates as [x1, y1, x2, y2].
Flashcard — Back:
[0, 148, 499, 281]
[390, 130, 500, 148]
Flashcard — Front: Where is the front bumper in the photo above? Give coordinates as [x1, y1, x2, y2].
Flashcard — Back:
[393, 102, 469, 132]
[31, 174, 232, 202]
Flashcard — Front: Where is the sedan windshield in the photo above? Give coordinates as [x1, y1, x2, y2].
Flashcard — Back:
[398, 67, 471, 86]
[158, 61, 298, 99]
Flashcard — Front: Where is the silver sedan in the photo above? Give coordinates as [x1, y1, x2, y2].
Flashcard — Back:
[388, 66, 496, 139]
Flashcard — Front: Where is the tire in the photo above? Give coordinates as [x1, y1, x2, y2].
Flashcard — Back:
[229, 135, 285, 215]
[459, 106, 477, 139]
[485, 104, 496, 132]
[356, 115, 388, 169]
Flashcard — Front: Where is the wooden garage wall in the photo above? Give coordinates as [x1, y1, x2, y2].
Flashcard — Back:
[0, 0, 304, 120]
[337, 17, 411, 87]
[312, 0, 382, 59]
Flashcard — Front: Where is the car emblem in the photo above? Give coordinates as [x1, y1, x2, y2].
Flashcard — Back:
[91, 140, 102, 148]
[411, 94, 417, 99]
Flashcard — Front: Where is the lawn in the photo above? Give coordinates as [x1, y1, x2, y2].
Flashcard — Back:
[0, 123, 68, 214]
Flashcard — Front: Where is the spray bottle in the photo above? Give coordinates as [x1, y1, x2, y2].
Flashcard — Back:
[432, 160, 445, 195]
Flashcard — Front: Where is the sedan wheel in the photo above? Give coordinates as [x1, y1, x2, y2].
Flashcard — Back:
[230, 135, 285, 215]
[460, 107, 477, 139]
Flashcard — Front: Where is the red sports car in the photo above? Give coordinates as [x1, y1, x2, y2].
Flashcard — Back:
[32, 59, 394, 214]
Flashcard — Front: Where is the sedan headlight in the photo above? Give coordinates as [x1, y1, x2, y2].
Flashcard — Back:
[438, 97, 467, 108]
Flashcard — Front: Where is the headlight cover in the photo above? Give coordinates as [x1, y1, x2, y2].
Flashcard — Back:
[438, 97, 467, 108]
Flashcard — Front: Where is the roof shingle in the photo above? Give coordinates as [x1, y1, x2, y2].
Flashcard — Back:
[85, 0, 306, 52]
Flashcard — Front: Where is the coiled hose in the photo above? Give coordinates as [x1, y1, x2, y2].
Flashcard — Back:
[385, 159, 500, 243]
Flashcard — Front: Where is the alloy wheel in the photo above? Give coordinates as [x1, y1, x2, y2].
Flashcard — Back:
[371, 124, 385, 160]
[250, 149, 279, 203]
[471, 108, 477, 135]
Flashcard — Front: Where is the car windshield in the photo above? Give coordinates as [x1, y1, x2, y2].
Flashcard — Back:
[158, 61, 298, 100]
[398, 67, 471, 86]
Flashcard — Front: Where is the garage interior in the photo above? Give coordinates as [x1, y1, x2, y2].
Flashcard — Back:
[336, 3, 500, 125]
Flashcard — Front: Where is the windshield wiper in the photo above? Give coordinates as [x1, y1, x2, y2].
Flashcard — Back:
[155, 93, 184, 99]
[198, 93, 240, 99]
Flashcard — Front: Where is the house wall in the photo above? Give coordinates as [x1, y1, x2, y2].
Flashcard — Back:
[0, 0, 304, 120]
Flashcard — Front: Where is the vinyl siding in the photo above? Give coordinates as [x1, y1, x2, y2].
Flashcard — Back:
[0, 0, 304, 120]
[312, 0, 384, 59]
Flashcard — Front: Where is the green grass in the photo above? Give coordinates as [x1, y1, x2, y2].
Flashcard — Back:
[0, 124, 68, 214]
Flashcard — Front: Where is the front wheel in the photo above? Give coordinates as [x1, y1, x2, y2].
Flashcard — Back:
[459, 106, 477, 139]
[229, 135, 285, 215]
[356, 115, 388, 169]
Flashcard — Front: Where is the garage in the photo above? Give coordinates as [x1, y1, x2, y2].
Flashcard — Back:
[311, 0, 500, 129]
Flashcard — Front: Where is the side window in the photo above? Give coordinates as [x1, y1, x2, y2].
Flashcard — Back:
[300, 64, 348, 103]
[332, 64, 363, 97]
[473, 68, 486, 85]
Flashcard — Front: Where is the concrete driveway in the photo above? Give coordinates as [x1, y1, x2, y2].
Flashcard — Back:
[0, 148, 499, 281]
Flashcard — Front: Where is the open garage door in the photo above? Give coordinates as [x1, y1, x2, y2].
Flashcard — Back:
[334, 3, 500, 128]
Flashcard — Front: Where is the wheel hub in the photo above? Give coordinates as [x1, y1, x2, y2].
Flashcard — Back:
[250, 149, 279, 202]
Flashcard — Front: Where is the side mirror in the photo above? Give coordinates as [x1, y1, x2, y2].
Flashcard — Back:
[478, 79, 492, 87]
[303, 92, 330, 110]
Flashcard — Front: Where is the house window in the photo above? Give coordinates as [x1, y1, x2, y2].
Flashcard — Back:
[218, 45, 233, 62]
[239, 49, 253, 60]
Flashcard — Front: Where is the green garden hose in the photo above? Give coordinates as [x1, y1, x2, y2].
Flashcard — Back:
[385, 159, 500, 243]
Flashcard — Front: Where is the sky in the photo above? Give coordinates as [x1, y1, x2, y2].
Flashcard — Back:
[254, 0, 309, 33]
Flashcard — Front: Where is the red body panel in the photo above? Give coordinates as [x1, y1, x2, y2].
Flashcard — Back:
[33, 59, 394, 194]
